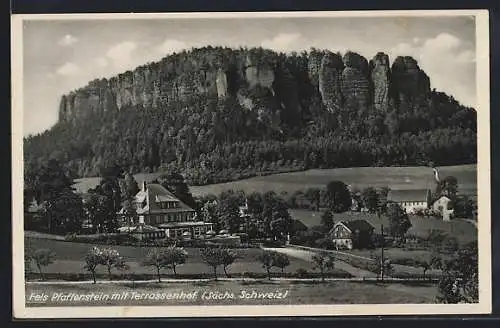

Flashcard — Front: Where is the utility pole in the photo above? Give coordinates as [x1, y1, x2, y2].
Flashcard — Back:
[380, 224, 385, 281]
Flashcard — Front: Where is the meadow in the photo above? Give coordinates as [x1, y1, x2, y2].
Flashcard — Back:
[73, 164, 477, 197]
[24, 237, 337, 278]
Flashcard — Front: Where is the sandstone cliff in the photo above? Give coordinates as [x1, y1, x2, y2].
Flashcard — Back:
[318, 52, 344, 112]
[391, 56, 430, 105]
[58, 47, 432, 123]
[340, 51, 371, 111]
[369, 52, 391, 111]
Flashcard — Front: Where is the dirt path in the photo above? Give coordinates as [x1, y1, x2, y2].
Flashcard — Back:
[262, 247, 378, 278]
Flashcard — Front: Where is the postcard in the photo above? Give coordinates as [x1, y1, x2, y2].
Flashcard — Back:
[11, 10, 491, 318]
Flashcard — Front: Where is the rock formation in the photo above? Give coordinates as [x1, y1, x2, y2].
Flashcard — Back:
[391, 56, 430, 104]
[340, 52, 371, 111]
[369, 52, 391, 111]
[318, 52, 344, 113]
[58, 48, 432, 123]
[308, 50, 324, 84]
[244, 54, 275, 89]
[216, 69, 228, 98]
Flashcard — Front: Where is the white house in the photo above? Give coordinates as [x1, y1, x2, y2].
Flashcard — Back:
[387, 189, 430, 214]
[432, 195, 454, 221]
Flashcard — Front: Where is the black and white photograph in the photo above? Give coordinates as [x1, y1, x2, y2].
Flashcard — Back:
[11, 10, 491, 318]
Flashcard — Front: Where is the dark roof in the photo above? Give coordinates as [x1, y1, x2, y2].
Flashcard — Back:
[291, 219, 308, 232]
[146, 184, 196, 214]
[387, 189, 430, 203]
[122, 183, 196, 215]
[341, 220, 375, 233]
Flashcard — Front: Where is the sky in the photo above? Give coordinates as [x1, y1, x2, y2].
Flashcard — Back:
[22, 15, 477, 136]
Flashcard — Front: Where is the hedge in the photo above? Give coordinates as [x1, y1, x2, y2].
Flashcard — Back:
[25, 270, 353, 282]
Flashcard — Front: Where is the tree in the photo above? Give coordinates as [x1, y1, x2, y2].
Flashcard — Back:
[142, 248, 167, 283]
[375, 187, 391, 217]
[121, 173, 140, 200]
[386, 203, 412, 241]
[159, 171, 197, 209]
[325, 181, 351, 213]
[200, 247, 225, 280]
[84, 247, 102, 284]
[25, 158, 73, 205]
[273, 253, 290, 275]
[426, 189, 433, 208]
[142, 246, 188, 281]
[25, 250, 33, 273]
[437, 242, 478, 303]
[453, 195, 474, 219]
[258, 250, 276, 280]
[162, 246, 188, 276]
[361, 187, 379, 213]
[30, 248, 56, 280]
[440, 176, 458, 199]
[247, 192, 264, 217]
[99, 163, 125, 213]
[311, 252, 335, 282]
[320, 210, 334, 231]
[43, 188, 85, 234]
[85, 190, 117, 233]
[217, 190, 242, 233]
[220, 249, 239, 278]
[269, 198, 292, 240]
[89, 179, 121, 233]
[304, 188, 322, 210]
[98, 248, 129, 280]
[258, 191, 292, 240]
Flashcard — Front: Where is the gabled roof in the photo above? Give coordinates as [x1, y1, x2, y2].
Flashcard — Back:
[27, 199, 44, 213]
[128, 183, 196, 215]
[333, 219, 375, 234]
[435, 195, 452, 201]
[387, 189, 430, 203]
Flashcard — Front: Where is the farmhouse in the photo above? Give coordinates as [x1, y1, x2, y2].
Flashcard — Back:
[118, 182, 213, 239]
[387, 189, 430, 214]
[329, 219, 375, 250]
[432, 195, 454, 221]
[387, 189, 455, 220]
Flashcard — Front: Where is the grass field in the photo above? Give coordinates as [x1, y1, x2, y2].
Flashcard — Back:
[72, 164, 477, 197]
[289, 209, 478, 244]
[26, 280, 438, 306]
[24, 238, 325, 277]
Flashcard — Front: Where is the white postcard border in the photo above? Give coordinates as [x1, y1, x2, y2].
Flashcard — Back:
[11, 10, 491, 318]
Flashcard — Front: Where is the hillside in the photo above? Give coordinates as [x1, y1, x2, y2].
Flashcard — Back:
[24, 46, 477, 185]
[72, 164, 477, 197]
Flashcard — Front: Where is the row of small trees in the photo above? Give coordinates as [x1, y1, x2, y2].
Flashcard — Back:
[25, 246, 338, 283]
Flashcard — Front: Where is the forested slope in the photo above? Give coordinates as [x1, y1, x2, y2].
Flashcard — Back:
[24, 46, 477, 185]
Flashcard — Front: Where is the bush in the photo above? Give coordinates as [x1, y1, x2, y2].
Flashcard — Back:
[295, 268, 309, 278]
[261, 239, 285, 248]
[314, 238, 335, 250]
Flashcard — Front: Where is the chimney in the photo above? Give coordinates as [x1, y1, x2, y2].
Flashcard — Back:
[142, 181, 147, 192]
